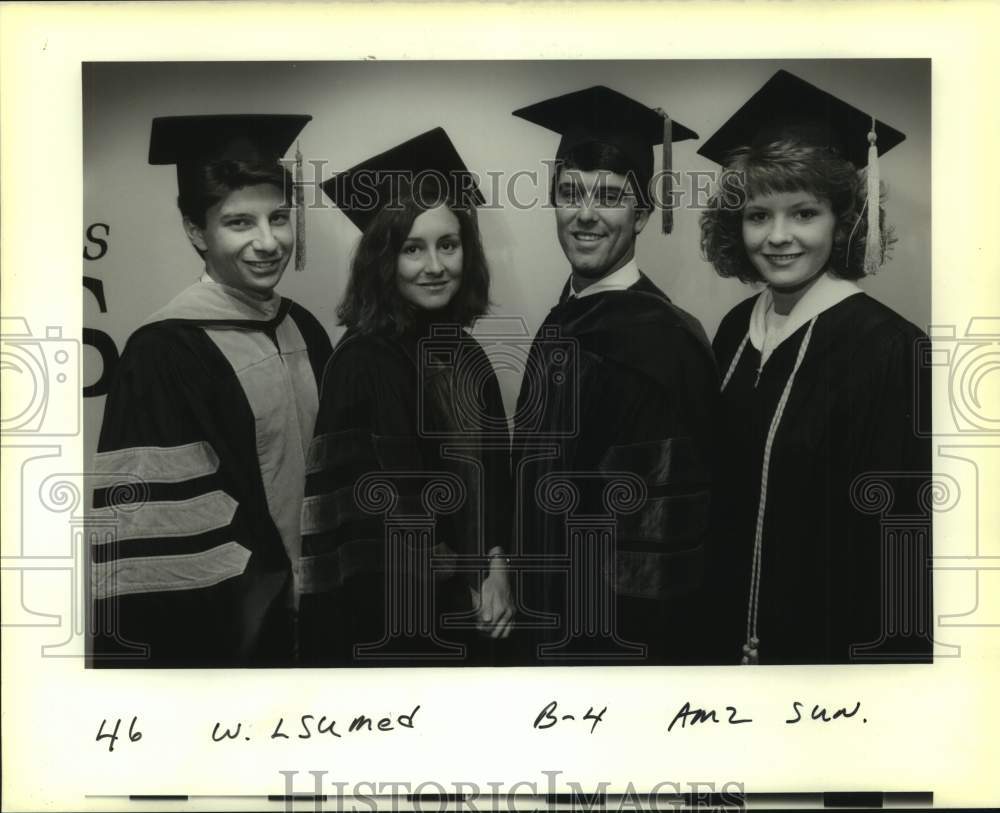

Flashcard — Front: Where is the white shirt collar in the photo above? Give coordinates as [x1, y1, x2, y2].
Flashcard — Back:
[749, 273, 863, 366]
[568, 258, 641, 299]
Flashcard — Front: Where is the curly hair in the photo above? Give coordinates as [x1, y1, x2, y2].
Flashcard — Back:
[699, 140, 894, 282]
[336, 179, 491, 335]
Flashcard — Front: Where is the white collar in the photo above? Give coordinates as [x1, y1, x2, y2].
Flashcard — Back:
[569, 258, 641, 299]
[749, 273, 863, 366]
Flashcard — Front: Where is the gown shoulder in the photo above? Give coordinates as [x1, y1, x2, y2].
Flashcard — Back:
[712, 291, 761, 355]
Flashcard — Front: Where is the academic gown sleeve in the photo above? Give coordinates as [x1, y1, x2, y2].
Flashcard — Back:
[831, 319, 933, 661]
[299, 334, 485, 663]
[423, 334, 513, 560]
[91, 325, 294, 667]
[477, 350, 514, 558]
[516, 294, 720, 663]
[299, 335, 417, 589]
[584, 324, 718, 602]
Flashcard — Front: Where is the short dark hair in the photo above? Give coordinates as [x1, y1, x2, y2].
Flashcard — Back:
[336, 179, 491, 335]
[177, 160, 293, 228]
[699, 139, 894, 282]
[553, 141, 652, 209]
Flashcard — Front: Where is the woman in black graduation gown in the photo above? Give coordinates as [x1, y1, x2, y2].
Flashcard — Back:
[299, 128, 514, 665]
[698, 71, 933, 665]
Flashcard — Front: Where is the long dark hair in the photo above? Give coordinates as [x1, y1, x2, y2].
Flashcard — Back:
[337, 181, 490, 334]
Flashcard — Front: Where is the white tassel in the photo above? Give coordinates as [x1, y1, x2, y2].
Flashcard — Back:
[863, 118, 881, 275]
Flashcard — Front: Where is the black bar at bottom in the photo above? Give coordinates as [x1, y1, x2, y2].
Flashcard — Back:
[546, 792, 744, 806]
[128, 796, 188, 801]
[408, 794, 469, 803]
[268, 796, 328, 803]
[824, 792, 883, 808]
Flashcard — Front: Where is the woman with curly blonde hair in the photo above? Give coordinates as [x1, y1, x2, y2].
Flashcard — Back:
[698, 71, 932, 665]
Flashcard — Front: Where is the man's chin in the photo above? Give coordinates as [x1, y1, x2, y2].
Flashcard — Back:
[238, 279, 281, 300]
[569, 261, 611, 280]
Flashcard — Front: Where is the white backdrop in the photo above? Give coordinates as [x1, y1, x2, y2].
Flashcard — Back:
[82, 59, 931, 465]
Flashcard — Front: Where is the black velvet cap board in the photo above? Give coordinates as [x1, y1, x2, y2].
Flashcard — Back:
[511, 84, 698, 182]
[149, 114, 312, 168]
[696, 70, 905, 167]
[321, 127, 485, 233]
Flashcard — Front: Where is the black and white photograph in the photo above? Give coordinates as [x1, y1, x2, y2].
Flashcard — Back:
[82, 59, 933, 669]
[3, 3, 998, 810]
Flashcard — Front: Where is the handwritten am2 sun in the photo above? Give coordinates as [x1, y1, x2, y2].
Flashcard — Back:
[667, 700, 866, 732]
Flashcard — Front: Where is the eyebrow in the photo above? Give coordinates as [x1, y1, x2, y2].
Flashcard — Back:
[559, 179, 625, 189]
[403, 232, 460, 242]
[745, 197, 821, 210]
[219, 211, 285, 222]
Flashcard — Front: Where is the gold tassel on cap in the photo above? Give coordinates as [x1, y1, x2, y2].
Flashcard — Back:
[656, 108, 674, 234]
[294, 141, 306, 272]
[863, 118, 881, 275]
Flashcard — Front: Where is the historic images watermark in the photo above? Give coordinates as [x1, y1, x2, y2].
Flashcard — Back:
[1, 316, 81, 437]
[913, 318, 1000, 643]
[5, 317, 1000, 663]
[277, 770, 746, 812]
[287, 162, 748, 217]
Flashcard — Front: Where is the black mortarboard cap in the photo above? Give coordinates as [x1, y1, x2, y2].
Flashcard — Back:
[148, 114, 311, 168]
[512, 85, 698, 232]
[321, 127, 485, 233]
[150, 114, 312, 270]
[697, 70, 905, 167]
[512, 85, 697, 174]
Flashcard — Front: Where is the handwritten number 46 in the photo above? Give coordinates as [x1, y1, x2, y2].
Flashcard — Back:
[96, 717, 142, 752]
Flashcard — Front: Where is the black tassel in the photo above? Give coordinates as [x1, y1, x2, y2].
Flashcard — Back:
[294, 141, 305, 271]
[656, 108, 673, 234]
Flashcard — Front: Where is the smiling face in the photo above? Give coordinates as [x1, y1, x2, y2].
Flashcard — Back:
[184, 183, 292, 300]
[741, 190, 836, 292]
[395, 204, 464, 311]
[553, 167, 649, 281]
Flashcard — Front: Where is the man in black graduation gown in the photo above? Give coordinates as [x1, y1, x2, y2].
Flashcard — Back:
[510, 86, 719, 665]
[90, 115, 332, 667]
